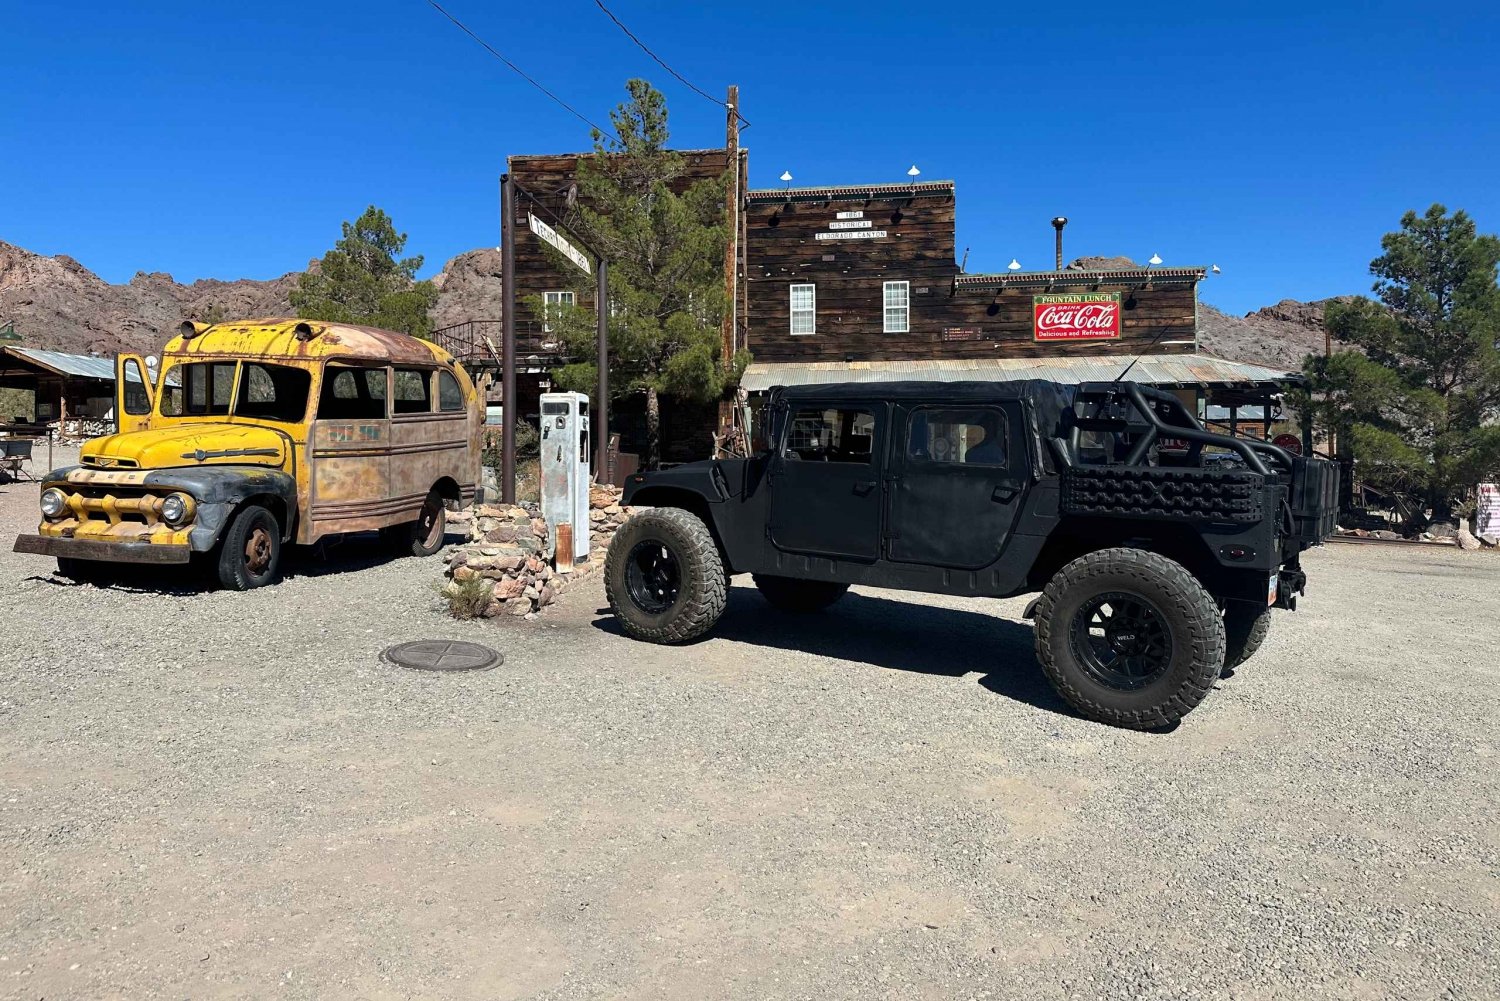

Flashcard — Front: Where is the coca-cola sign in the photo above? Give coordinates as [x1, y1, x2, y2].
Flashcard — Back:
[1033, 292, 1122, 342]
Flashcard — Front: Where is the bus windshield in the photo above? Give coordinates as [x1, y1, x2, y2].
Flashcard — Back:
[159, 361, 312, 423]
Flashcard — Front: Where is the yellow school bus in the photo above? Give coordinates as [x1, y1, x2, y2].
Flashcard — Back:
[13, 318, 481, 589]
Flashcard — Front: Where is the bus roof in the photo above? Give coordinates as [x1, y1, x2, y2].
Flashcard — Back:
[162, 318, 454, 367]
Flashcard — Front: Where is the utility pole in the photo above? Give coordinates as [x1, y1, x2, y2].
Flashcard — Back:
[596, 258, 609, 485]
[500, 173, 517, 504]
[718, 85, 740, 455]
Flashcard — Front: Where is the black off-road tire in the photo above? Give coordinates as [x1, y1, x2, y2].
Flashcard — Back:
[1222, 603, 1272, 676]
[216, 504, 283, 590]
[752, 574, 849, 612]
[1033, 548, 1226, 730]
[386, 490, 447, 558]
[605, 508, 727, 644]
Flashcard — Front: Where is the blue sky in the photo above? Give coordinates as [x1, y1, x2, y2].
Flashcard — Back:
[3, 1, 1497, 314]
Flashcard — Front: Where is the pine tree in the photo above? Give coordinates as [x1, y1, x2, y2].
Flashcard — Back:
[1305, 204, 1500, 525]
[537, 80, 746, 467]
[291, 206, 438, 338]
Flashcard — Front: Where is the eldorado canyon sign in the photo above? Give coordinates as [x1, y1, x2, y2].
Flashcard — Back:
[1033, 292, 1122, 342]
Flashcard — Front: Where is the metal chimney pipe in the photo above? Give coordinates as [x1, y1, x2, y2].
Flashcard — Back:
[1051, 217, 1068, 270]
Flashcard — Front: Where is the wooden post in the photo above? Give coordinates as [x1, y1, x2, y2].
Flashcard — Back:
[500, 173, 517, 504]
[717, 85, 740, 455]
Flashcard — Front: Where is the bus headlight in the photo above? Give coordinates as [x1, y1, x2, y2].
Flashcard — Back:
[161, 493, 194, 527]
[40, 488, 67, 519]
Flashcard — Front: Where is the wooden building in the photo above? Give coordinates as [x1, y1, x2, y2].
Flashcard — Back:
[478, 150, 1293, 462]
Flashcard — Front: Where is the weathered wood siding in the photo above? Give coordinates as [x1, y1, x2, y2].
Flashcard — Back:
[744, 189, 1199, 363]
[506, 150, 738, 339]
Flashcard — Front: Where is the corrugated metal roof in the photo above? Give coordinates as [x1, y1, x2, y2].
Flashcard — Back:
[4, 347, 126, 381]
[741, 354, 1298, 392]
[2, 347, 175, 385]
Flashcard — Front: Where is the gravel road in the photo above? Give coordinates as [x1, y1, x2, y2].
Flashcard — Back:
[2, 454, 1497, 1000]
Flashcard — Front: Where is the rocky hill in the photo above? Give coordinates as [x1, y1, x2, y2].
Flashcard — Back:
[0, 241, 505, 357]
[3, 239, 1347, 372]
[1198, 297, 1356, 371]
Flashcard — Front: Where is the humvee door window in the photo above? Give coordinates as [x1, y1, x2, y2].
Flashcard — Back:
[318, 366, 387, 420]
[784, 407, 875, 463]
[159, 362, 236, 417]
[908, 408, 1007, 466]
[235, 363, 312, 423]
[393, 368, 433, 414]
[438, 371, 464, 412]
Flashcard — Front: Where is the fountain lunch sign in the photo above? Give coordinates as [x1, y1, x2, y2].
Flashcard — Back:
[1033, 292, 1122, 342]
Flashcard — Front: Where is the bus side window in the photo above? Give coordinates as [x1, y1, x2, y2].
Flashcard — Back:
[393, 369, 433, 414]
[438, 370, 464, 412]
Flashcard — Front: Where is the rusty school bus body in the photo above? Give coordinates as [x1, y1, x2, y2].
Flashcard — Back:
[14, 318, 482, 589]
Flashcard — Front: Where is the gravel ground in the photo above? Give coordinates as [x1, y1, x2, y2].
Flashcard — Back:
[2, 451, 1497, 1000]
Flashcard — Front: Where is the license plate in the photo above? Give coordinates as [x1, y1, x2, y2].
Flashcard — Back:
[1267, 572, 1279, 606]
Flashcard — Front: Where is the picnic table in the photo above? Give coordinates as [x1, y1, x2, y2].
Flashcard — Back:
[0, 423, 54, 481]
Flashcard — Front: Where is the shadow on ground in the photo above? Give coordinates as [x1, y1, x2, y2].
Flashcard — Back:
[17, 530, 466, 594]
[592, 586, 1078, 719]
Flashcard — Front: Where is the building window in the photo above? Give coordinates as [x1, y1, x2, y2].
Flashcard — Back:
[883, 281, 910, 334]
[790, 284, 816, 336]
[543, 290, 575, 333]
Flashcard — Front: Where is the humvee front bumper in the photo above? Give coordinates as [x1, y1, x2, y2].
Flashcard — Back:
[13, 534, 193, 564]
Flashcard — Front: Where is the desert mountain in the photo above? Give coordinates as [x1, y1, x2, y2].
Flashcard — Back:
[2, 240, 1345, 372]
[0, 241, 505, 358]
[1198, 297, 1356, 371]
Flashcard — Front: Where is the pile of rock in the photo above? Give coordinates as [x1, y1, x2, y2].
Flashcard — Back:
[439, 486, 640, 619]
[442, 504, 557, 618]
[584, 484, 636, 569]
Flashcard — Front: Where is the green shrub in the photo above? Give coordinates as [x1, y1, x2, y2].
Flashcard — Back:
[444, 575, 493, 620]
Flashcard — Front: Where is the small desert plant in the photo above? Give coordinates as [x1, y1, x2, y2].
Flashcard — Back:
[444, 575, 493, 620]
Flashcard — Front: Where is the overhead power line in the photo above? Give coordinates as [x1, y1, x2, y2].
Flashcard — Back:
[591, 0, 750, 129]
[426, 1, 618, 140]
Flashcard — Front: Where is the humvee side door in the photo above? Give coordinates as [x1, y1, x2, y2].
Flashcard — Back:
[767, 402, 887, 561]
[885, 402, 1027, 569]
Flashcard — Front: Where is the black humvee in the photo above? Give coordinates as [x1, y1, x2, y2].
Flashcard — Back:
[605, 381, 1338, 730]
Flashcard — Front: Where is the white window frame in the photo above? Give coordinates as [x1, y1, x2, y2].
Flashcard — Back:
[542, 290, 575, 333]
[883, 280, 910, 334]
[790, 283, 816, 336]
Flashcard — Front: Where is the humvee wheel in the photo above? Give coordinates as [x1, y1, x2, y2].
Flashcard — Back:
[1034, 548, 1225, 730]
[217, 504, 283, 590]
[605, 508, 727, 644]
[1222, 603, 1272, 676]
[752, 574, 849, 612]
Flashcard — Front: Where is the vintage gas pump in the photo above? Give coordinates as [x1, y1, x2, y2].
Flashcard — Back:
[539, 391, 591, 569]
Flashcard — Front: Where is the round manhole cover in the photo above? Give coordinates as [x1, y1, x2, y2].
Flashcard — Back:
[382, 640, 503, 673]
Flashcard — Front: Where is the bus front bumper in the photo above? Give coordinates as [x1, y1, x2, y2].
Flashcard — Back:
[13, 534, 193, 565]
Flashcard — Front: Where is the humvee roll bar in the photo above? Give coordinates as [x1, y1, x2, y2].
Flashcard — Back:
[1060, 382, 1296, 478]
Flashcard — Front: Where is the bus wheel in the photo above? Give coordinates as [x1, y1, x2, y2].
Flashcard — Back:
[217, 504, 282, 590]
[389, 490, 447, 558]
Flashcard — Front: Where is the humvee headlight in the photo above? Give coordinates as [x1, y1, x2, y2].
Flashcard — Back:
[161, 493, 193, 527]
[39, 488, 67, 519]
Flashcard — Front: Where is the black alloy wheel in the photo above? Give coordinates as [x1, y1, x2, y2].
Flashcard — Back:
[625, 539, 682, 615]
[1070, 591, 1174, 690]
